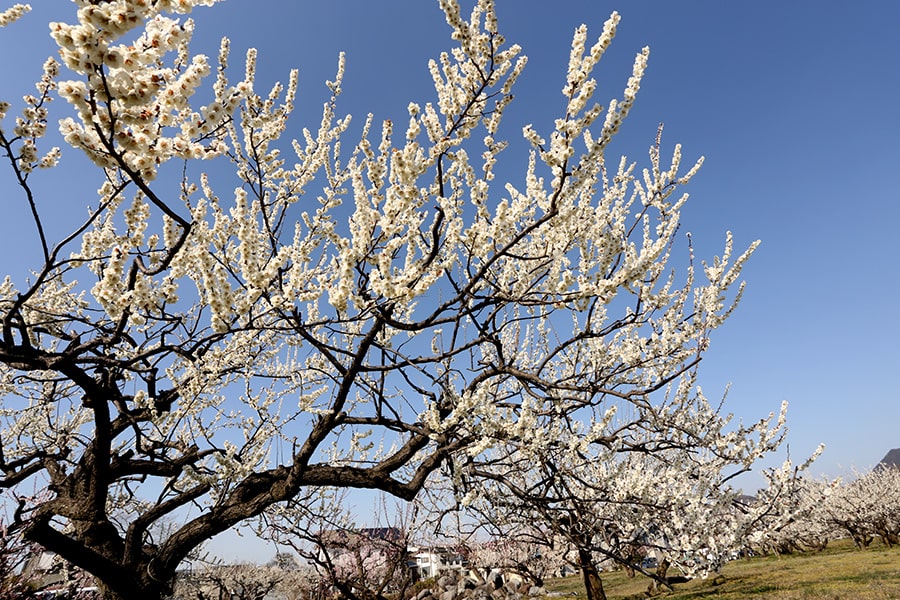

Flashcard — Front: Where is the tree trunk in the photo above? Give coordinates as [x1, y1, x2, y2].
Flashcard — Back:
[23, 518, 176, 600]
[646, 558, 670, 596]
[93, 566, 177, 600]
[577, 549, 606, 600]
[94, 582, 168, 600]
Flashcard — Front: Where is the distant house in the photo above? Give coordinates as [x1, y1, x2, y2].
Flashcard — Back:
[319, 527, 405, 549]
[21, 550, 99, 598]
[408, 546, 468, 580]
[318, 527, 407, 567]
[314, 526, 410, 592]
[313, 527, 475, 585]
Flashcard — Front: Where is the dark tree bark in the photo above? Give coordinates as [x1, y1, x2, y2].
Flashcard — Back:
[577, 548, 606, 600]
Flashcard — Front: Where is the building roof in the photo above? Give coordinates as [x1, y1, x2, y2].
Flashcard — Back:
[319, 527, 405, 548]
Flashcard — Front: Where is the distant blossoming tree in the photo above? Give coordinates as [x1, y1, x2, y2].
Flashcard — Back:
[462, 523, 572, 588]
[1, 0, 786, 598]
[742, 475, 835, 555]
[174, 561, 292, 600]
[266, 492, 417, 600]
[823, 467, 900, 549]
[438, 409, 818, 600]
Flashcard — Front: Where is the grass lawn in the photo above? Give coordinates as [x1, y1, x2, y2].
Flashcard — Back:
[544, 540, 900, 599]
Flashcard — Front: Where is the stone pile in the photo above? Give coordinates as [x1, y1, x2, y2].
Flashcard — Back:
[412, 571, 568, 600]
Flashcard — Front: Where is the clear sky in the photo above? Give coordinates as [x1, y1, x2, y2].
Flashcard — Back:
[2, 0, 899, 561]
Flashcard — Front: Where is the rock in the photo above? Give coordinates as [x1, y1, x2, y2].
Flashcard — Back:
[416, 588, 434, 600]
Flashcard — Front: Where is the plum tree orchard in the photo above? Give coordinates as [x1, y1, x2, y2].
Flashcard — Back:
[0, 1, 799, 598]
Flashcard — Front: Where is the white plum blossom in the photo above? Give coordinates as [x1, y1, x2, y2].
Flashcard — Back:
[0, 3, 29, 28]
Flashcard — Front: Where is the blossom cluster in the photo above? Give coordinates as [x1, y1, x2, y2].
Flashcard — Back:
[0, 3, 28, 28]
[0, 52, 61, 175]
[51, 0, 239, 182]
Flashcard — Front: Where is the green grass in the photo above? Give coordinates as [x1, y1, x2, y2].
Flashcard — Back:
[544, 540, 900, 600]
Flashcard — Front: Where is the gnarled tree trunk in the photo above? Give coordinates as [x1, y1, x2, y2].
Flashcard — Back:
[577, 548, 606, 600]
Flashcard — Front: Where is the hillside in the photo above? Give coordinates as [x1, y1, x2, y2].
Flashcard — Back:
[877, 448, 900, 469]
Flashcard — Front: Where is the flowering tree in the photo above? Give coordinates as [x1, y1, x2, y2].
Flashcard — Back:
[461, 523, 570, 588]
[740, 467, 900, 556]
[174, 553, 321, 600]
[267, 493, 417, 600]
[1, 1, 770, 598]
[823, 467, 900, 549]
[448, 402, 815, 600]
[174, 562, 288, 600]
[742, 476, 836, 555]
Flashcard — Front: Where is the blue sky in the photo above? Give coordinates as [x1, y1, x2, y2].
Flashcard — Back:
[2, 0, 899, 560]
